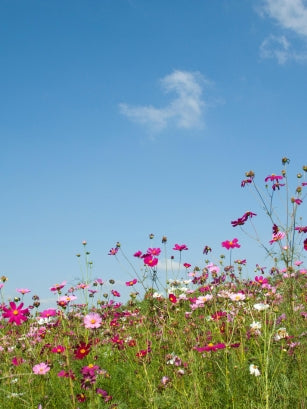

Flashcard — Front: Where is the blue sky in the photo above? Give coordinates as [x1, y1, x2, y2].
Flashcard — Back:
[1, 0, 306, 307]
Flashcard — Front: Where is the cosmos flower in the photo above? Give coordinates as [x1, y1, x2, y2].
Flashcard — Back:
[249, 364, 260, 376]
[168, 294, 177, 304]
[173, 244, 188, 251]
[16, 288, 31, 295]
[195, 343, 226, 352]
[32, 362, 51, 375]
[143, 255, 158, 267]
[269, 231, 286, 244]
[265, 174, 283, 182]
[221, 238, 240, 250]
[125, 279, 137, 286]
[50, 281, 67, 292]
[74, 342, 91, 359]
[84, 312, 102, 329]
[147, 248, 161, 256]
[2, 302, 29, 326]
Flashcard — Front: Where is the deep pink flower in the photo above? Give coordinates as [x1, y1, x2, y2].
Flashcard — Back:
[2, 302, 29, 325]
[57, 370, 75, 379]
[143, 255, 158, 267]
[265, 174, 283, 182]
[147, 248, 161, 256]
[33, 362, 50, 375]
[304, 239, 307, 251]
[295, 226, 307, 233]
[241, 178, 252, 187]
[125, 279, 137, 287]
[292, 198, 303, 205]
[50, 281, 66, 292]
[51, 345, 66, 354]
[195, 343, 226, 352]
[255, 276, 268, 285]
[169, 294, 177, 304]
[173, 244, 188, 251]
[272, 182, 285, 190]
[183, 263, 191, 268]
[231, 211, 256, 227]
[133, 251, 143, 258]
[111, 290, 120, 297]
[84, 312, 102, 329]
[12, 356, 24, 366]
[221, 238, 240, 250]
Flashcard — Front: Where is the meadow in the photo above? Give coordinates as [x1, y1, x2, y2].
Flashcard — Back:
[0, 158, 306, 409]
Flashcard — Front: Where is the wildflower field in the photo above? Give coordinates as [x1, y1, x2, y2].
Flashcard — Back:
[1, 159, 307, 409]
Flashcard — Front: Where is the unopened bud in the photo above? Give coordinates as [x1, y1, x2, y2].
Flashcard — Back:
[296, 186, 302, 193]
[297, 173, 302, 178]
[282, 157, 290, 165]
[281, 169, 286, 176]
[162, 236, 167, 243]
[149, 233, 154, 239]
[303, 165, 307, 172]
[245, 170, 255, 178]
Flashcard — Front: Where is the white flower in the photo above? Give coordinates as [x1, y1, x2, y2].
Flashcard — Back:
[250, 321, 262, 330]
[254, 303, 269, 311]
[249, 364, 261, 376]
[274, 327, 288, 341]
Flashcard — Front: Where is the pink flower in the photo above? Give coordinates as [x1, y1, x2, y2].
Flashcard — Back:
[231, 211, 256, 227]
[304, 238, 307, 251]
[169, 294, 177, 304]
[84, 312, 102, 329]
[143, 255, 158, 267]
[241, 178, 253, 187]
[50, 281, 66, 292]
[133, 251, 143, 258]
[221, 238, 240, 250]
[12, 356, 24, 366]
[40, 309, 57, 318]
[111, 290, 120, 297]
[2, 302, 29, 325]
[147, 248, 161, 256]
[33, 362, 50, 375]
[183, 263, 191, 268]
[269, 231, 286, 244]
[16, 288, 31, 295]
[125, 279, 137, 286]
[108, 247, 118, 255]
[292, 198, 302, 205]
[173, 244, 188, 251]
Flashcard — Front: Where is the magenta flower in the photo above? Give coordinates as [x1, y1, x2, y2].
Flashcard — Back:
[2, 302, 29, 325]
[195, 343, 226, 352]
[304, 238, 307, 251]
[147, 247, 161, 256]
[111, 289, 120, 297]
[231, 211, 257, 227]
[84, 312, 102, 329]
[51, 345, 66, 354]
[33, 362, 51, 375]
[269, 231, 286, 244]
[125, 279, 137, 287]
[292, 198, 303, 205]
[40, 309, 57, 318]
[265, 174, 283, 182]
[295, 226, 307, 233]
[173, 244, 188, 251]
[169, 294, 177, 304]
[50, 281, 66, 292]
[143, 255, 158, 267]
[183, 263, 191, 268]
[254, 276, 268, 285]
[133, 250, 143, 258]
[241, 178, 253, 187]
[221, 238, 240, 250]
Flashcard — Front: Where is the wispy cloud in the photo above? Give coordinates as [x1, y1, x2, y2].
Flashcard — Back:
[119, 70, 208, 132]
[257, 0, 307, 64]
[260, 34, 307, 64]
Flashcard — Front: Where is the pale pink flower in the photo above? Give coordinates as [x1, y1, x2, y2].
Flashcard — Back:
[83, 312, 102, 329]
[229, 292, 246, 301]
[269, 231, 286, 244]
[33, 362, 50, 375]
[16, 288, 31, 295]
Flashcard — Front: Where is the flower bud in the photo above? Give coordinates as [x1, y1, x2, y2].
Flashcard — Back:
[149, 233, 154, 239]
[282, 157, 290, 165]
[281, 169, 286, 176]
[162, 236, 167, 243]
[109, 279, 115, 285]
[296, 186, 302, 193]
[245, 170, 255, 178]
[297, 173, 302, 178]
[116, 242, 121, 248]
[303, 165, 307, 172]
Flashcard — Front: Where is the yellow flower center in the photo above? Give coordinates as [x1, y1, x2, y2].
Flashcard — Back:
[13, 310, 19, 315]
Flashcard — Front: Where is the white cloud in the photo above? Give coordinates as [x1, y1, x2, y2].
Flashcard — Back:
[263, 0, 307, 37]
[119, 70, 207, 132]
